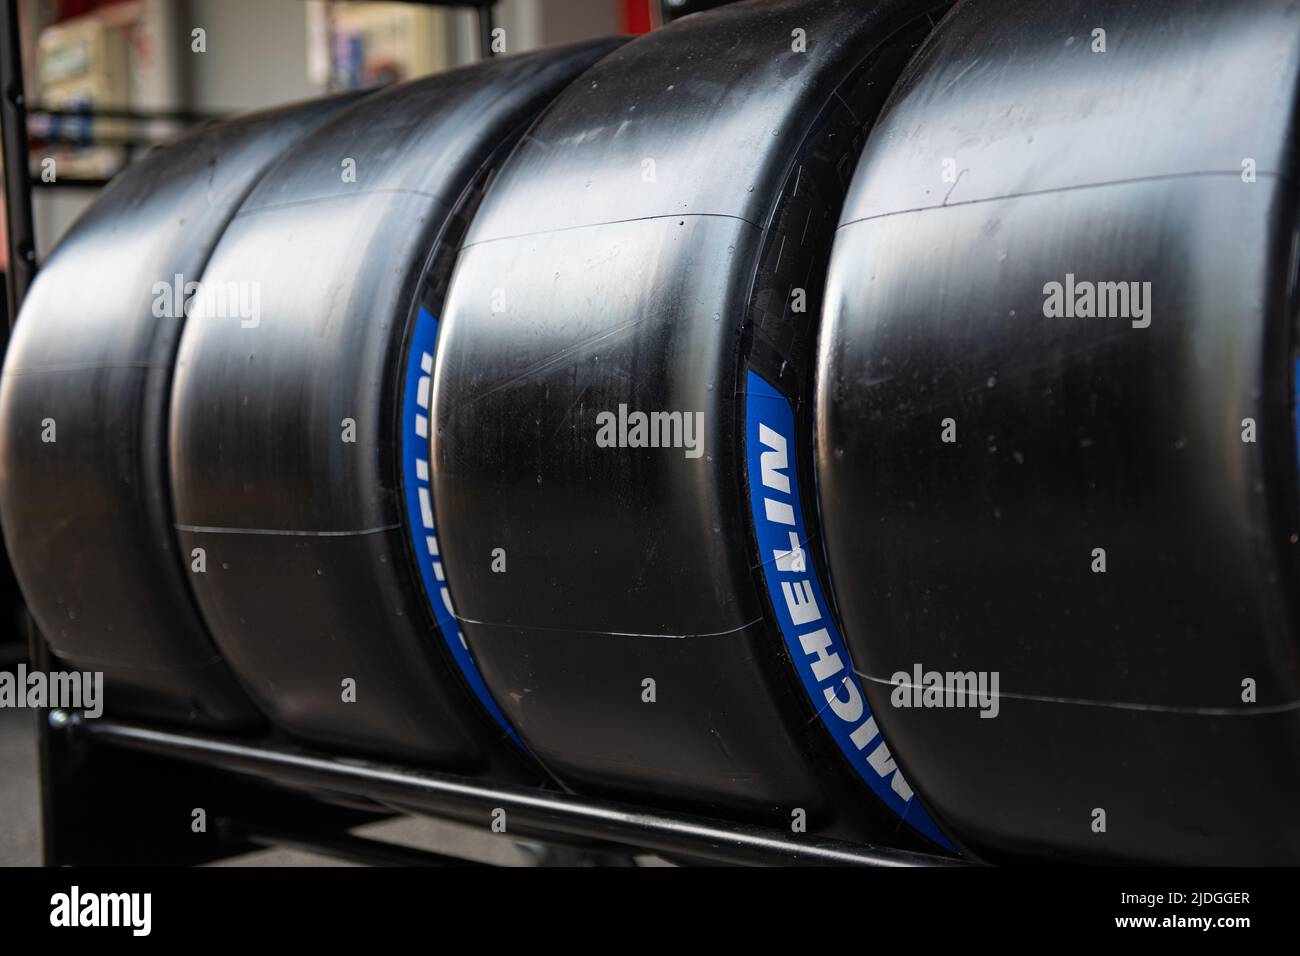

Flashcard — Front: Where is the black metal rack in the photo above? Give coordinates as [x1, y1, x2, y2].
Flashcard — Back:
[0, 0, 954, 867]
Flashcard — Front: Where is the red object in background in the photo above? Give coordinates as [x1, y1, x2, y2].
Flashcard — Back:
[622, 0, 654, 34]
[54, 0, 132, 22]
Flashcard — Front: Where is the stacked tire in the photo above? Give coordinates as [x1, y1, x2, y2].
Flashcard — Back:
[815, 0, 1300, 864]
[0, 93, 361, 728]
[166, 39, 622, 776]
[430, 0, 953, 850]
[4, 0, 1300, 864]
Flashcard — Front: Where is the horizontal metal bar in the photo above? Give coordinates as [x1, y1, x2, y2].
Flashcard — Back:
[67, 714, 962, 867]
[30, 132, 159, 147]
[29, 104, 219, 124]
[31, 176, 113, 190]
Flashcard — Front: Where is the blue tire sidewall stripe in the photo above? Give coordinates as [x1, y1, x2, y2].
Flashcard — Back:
[401, 306, 527, 751]
[401, 314, 960, 830]
[744, 369, 954, 851]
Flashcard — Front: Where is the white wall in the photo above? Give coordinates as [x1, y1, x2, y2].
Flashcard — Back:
[185, 0, 322, 113]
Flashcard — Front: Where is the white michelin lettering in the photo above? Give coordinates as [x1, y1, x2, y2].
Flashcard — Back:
[757, 408, 917, 805]
[824, 675, 864, 723]
[799, 628, 843, 682]
[765, 497, 796, 525]
[774, 531, 805, 572]
[758, 423, 791, 493]
[418, 488, 435, 529]
[782, 579, 820, 626]
[867, 739, 913, 801]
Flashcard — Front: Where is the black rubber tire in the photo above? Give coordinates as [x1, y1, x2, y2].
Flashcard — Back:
[816, 0, 1300, 863]
[431, 0, 954, 848]
[0, 95, 360, 728]
[168, 40, 624, 769]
